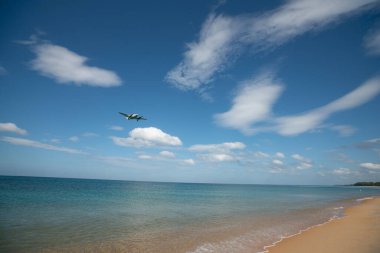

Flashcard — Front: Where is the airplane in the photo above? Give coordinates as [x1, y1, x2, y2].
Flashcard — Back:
[119, 112, 147, 121]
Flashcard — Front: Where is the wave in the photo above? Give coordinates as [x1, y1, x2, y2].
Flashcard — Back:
[187, 211, 343, 253]
[258, 215, 342, 253]
[356, 196, 373, 202]
[188, 196, 378, 253]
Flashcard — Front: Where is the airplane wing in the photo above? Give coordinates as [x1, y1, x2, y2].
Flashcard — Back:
[119, 112, 129, 117]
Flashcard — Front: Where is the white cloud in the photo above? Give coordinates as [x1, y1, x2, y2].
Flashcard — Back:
[82, 132, 98, 137]
[330, 125, 357, 137]
[50, 138, 60, 143]
[296, 162, 313, 170]
[189, 141, 245, 163]
[110, 125, 124, 131]
[69, 136, 79, 142]
[269, 167, 286, 174]
[183, 159, 196, 165]
[292, 154, 313, 170]
[189, 142, 246, 152]
[214, 73, 283, 134]
[254, 151, 270, 158]
[1, 136, 84, 154]
[275, 77, 380, 136]
[98, 156, 132, 167]
[364, 26, 380, 55]
[0, 65, 7, 75]
[168, 0, 377, 91]
[356, 137, 380, 149]
[272, 159, 283, 165]
[0, 122, 27, 135]
[198, 153, 238, 162]
[159, 150, 176, 158]
[275, 152, 285, 158]
[30, 42, 121, 87]
[354, 138, 380, 157]
[243, 0, 377, 47]
[166, 14, 240, 90]
[332, 168, 352, 175]
[138, 154, 153, 160]
[216, 76, 380, 136]
[365, 138, 380, 145]
[360, 162, 380, 170]
[292, 154, 311, 163]
[136, 151, 176, 160]
[111, 127, 182, 148]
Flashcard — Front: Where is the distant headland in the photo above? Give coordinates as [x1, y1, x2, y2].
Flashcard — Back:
[352, 182, 380, 186]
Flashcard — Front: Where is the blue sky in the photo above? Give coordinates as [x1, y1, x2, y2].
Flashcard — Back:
[1, 0, 380, 185]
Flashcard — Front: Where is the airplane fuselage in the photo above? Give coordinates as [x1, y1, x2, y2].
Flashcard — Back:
[119, 112, 146, 121]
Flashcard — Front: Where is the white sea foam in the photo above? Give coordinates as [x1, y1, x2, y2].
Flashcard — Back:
[259, 197, 376, 253]
[187, 211, 338, 253]
[189, 217, 342, 253]
[187, 202, 363, 253]
[356, 197, 373, 202]
[258, 215, 343, 253]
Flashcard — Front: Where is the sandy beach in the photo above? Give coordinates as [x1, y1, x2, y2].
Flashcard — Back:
[266, 197, 380, 253]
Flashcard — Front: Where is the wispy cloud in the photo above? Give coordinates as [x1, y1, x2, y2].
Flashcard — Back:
[50, 138, 60, 143]
[111, 127, 182, 148]
[269, 167, 287, 174]
[332, 167, 352, 175]
[330, 125, 357, 137]
[360, 162, 380, 170]
[1, 136, 84, 154]
[354, 137, 380, 149]
[0, 122, 27, 135]
[215, 75, 380, 136]
[24, 37, 121, 87]
[292, 154, 311, 163]
[182, 159, 196, 165]
[272, 159, 284, 165]
[198, 153, 239, 162]
[189, 142, 245, 152]
[189, 141, 245, 163]
[214, 73, 283, 135]
[135, 150, 176, 161]
[364, 25, 380, 55]
[292, 153, 313, 170]
[69, 136, 79, 142]
[0, 65, 7, 75]
[82, 132, 98, 137]
[254, 151, 270, 158]
[168, 0, 377, 91]
[242, 0, 376, 47]
[110, 125, 124, 131]
[159, 150, 176, 158]
[275, 77, 380, 136]
[97, 156, 132, 167]
[275, 152, 285, 158]
[138, 154, 153, 160]
[167, 14, 240, 90]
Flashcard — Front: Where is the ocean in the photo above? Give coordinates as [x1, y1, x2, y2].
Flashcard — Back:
[1, 176, 379, 253]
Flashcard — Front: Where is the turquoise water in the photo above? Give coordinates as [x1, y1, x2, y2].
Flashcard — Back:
[1, 176, 379, 252]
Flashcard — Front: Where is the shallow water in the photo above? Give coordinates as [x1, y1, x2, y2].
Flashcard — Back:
[1, 176, 379, 252]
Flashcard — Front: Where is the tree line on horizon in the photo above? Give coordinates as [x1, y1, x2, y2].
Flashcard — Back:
[352, 182, 380, 186]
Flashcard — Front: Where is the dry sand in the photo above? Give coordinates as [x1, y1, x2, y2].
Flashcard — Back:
[265, 197, 380, 253]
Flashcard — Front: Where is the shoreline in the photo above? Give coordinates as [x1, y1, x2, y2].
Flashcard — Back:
[262, 196, 380, 253]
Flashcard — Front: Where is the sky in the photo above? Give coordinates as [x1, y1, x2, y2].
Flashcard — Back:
[0, 0, 380, 185]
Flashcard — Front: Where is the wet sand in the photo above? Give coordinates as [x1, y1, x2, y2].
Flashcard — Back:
[265, 197, 380, 253]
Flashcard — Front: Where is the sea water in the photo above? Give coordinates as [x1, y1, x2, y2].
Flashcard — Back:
[1, 176, 379, 252]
